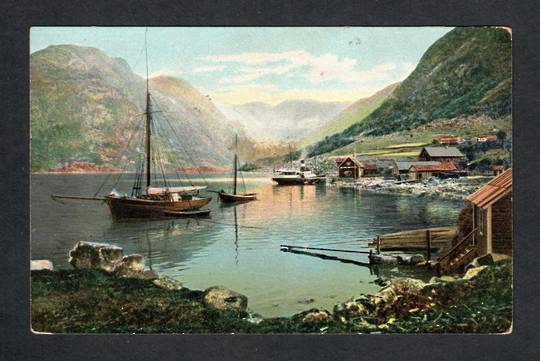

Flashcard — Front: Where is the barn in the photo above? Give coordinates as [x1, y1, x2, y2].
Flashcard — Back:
[336, 157, 361, 178]
[468, 169, 512, 256]
[418, 146, 467, 170]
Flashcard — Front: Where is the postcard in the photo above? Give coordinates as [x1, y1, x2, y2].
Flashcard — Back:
[30, 26, 512, 334]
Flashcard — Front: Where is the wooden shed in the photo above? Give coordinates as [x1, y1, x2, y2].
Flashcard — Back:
[468, 169, 512, 256]
[337, 156, 361, 178]
[393, 161, 441, 177]
[408, 162, 457, 181]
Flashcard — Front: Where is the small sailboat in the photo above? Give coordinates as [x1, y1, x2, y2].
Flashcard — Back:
[218, 134, 257, 203]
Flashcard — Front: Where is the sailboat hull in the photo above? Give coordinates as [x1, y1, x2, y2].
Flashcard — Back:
[105, 195, 211, 219]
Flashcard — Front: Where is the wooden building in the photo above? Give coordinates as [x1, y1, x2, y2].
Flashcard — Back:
[432, 135, 461, 145]
[337, 156, 361, 178]
[408, 162, 458, 180]
[418, 146, 467, 169]
[468, 169, 512, 256]
[393, 161, 441, 177]
[476, 134, 497, 143]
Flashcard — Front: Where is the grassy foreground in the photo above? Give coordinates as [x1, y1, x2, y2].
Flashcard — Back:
[31, 262, 512, 334]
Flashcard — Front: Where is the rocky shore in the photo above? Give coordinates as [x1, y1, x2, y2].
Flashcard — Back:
[31, 242, 512, 334]
[339, 176, 490, 201]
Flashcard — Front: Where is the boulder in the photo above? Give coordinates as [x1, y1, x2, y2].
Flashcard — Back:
[30, 260, 53, 271]
[492, 253, 512, 264]
[468, 254, 494, 269]
[69, 241, 157, 280]
[68, 241, 123, 272]
[293, 309, 333, 325]
[397, 254, 425, 265]
[370, 254, 399, 265]
[333, 300, 369, 321]
[203, 286, 248, 312]
[462, 265, 489, 281]
[113, 254, 157, 279]
[152, 277, 183, 290]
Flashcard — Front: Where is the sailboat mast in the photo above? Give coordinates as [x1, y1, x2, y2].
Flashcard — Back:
[144, 29, 152, 189]
[233, 134, 238, 195]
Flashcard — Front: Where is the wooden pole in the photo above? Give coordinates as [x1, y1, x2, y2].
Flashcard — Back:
[280, 244, 371, 255]
[233, 134, 238, 195]
[376, 235, 381, 254]
[426, 229, 432, 260]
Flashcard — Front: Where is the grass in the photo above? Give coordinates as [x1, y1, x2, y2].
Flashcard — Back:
[31, 261, 512, 334]
[328, 115, 511, 159]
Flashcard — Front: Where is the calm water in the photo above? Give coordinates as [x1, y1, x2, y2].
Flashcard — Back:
[31, 173, 463, 317]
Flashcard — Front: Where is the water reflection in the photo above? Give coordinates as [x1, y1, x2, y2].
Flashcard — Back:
[31, 174, 463, 317]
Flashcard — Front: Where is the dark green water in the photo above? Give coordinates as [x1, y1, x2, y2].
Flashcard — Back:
[31, 173, 463, 317]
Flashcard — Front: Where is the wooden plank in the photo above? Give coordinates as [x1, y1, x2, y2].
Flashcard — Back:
[368, 226, 457, 251]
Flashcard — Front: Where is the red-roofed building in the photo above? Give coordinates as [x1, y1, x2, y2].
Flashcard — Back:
[408, 162, 457, 180]
[476, 134, 498, 142]
[432, 135, 461, 145]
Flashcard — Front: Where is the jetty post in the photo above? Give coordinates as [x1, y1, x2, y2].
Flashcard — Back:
[426, 229, 432, 260]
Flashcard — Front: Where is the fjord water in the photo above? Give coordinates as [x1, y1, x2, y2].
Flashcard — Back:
[31, 173, 462, 317]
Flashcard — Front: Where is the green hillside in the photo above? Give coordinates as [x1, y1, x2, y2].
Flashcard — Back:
[300, 82, 399, 147]
[308, 27, 512, 157]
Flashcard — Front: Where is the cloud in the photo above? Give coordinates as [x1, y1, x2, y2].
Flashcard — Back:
[201, 50, 406, 86]
[192, 65, 226, 73]
[147, 68, 183, 78]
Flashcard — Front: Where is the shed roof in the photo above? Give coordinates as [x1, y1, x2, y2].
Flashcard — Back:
[396, 161, 441, 171]
[337, 156, 362, 167]
[468, 169, 512, 209]
[410, 162, 457, 172]
[421, 146, 465, 158]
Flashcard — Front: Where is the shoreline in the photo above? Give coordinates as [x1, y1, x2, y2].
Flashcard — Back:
[336, 176, 491, 202]
[30, 242, 512, 334]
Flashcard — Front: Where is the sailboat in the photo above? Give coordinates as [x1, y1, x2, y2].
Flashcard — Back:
[217, 134, 257, 203]
[53, 30, 212, 219]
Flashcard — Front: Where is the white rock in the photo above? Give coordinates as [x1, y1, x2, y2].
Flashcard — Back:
[30, 259, 53, 271]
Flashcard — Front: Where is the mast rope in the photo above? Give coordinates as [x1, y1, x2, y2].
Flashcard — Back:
[149, 94, 210, 188]
[150, 104, 195, 187]
[93, 116, 144, 197]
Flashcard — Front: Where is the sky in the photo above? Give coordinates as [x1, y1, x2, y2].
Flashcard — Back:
[30, 27, 453, 105]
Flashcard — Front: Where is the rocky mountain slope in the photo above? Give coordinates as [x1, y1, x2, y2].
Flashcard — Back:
[308, 27, 512, 157]
[30, 45, 238, 171]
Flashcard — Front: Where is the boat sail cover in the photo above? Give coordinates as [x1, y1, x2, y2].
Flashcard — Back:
[147, 186, 207, 195]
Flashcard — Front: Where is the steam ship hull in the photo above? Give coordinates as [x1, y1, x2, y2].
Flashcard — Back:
[272, 177, 326, 185]
[105, 195, 211, 219]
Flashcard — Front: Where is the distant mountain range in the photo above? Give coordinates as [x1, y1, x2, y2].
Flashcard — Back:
[217, 99, 350, 142]
[300, 82, 400, 147]
[308, 27, 512, 156]
[30, 45, 239, 171]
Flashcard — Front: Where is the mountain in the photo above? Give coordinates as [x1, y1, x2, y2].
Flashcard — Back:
[308, 27, 512, 157]
[218, 99, 350, 142]
[30, 45, 238, 171]
[300, 82, 399, 147]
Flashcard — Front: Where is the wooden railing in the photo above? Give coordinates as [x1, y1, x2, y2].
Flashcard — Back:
[435, 227, 478, 275]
